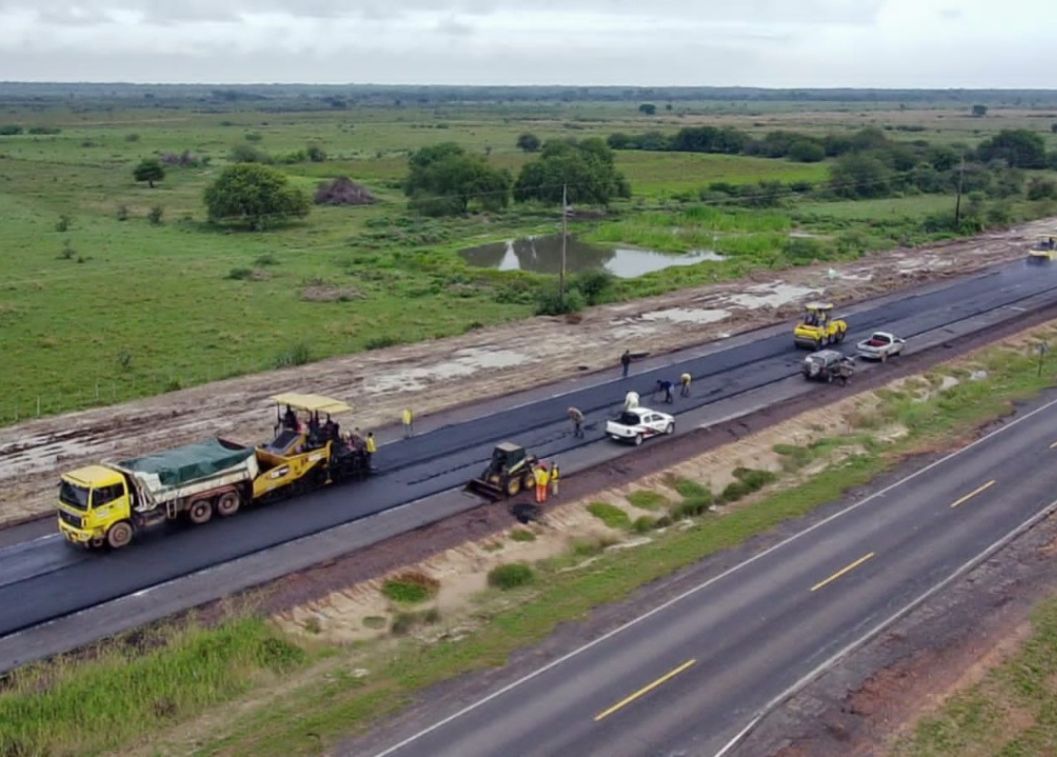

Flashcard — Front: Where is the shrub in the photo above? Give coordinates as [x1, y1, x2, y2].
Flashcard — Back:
[587, 502, 632, 530]
[718, 480, 751, 503]
[244, 131, 263, 142]
[672, 496, 712, 518]
[572, 270, 614, 305]
[254, 253, 278, 266]
[27, 126, 60, 135]
[125, 133, 140, 142]
[510, 528, 537, 542]
[364, 335, 400, 350]
[534, 287, 585, 316]
[116, 205, 129, 222]
[487, 563, 534, 590]
[227, 267, 253, 280]
[55, 214, 70, 232]
[626, 489, 668, 510]
[381, 573, 439, 604]
[1027, 177, 1057, 201]
[0, 124, 22, 136]
[788, 140, 825, 163]
[306, 144, 327, 162]
[147, 206, 164, 225]
[733, 467, 778, 491]
[632, 515, 655, 533]
[229, 143, 272, 164]
[670, 477, 710, 500]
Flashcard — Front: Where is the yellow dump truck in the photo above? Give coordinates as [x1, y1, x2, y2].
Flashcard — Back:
[56, 393, 370, 549]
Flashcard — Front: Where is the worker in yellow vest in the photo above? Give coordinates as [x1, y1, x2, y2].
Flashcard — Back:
[402, 407, 414, 438]
[534, 464, 550, 504]
[550, 462, 560, 497]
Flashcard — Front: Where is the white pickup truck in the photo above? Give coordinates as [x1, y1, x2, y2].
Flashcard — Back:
[605, 407, 675, 446]
[856, 331, 905, 361]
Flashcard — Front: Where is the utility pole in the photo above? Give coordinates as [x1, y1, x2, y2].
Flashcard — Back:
[559, 183, 568, 306]
[954, 155, 965, 225]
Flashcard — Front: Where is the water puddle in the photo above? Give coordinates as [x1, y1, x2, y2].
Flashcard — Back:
[459, 235, 725, 279]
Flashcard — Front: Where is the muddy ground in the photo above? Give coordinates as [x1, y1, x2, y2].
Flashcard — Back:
[1, 219, 1053, 526]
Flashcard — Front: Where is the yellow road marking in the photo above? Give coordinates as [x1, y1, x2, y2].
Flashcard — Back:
[949, 479, 996, 509]
[810, 552, 876, 592]
[593, 659, 696, 722]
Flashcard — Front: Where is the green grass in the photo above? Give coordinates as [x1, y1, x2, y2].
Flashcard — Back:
[895, 597, 1057, 756]
[2, 100, 1056, 423]
[509, 528, 537, 542]
[626, 489, 670, 511]
[587, 501, 632, 530]
[487, 563, 535, 590]
[0, 617, 309, 756]
[7, 330, 1057, 756]
[381, 573, 439, 605]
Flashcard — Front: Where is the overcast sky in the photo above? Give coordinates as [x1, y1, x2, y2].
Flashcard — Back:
[0, 0, 1049, 87]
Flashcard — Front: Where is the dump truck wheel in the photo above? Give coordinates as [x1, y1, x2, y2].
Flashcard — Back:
[506, 476, 522, 497]
[188, 499, 213, 525]
[107, 521, 133, 549]
[216, 491, 240, 518]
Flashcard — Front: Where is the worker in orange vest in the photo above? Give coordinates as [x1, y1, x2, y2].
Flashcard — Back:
[534, 464, 550, 504]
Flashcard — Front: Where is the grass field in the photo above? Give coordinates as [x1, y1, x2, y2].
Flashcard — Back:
[1, 97, 1056, 420]
[4, 327, 1055, 756]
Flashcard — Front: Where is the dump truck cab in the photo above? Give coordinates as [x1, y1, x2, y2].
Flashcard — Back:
[57, 464, 132, 548]
[794, 301, 848, 349]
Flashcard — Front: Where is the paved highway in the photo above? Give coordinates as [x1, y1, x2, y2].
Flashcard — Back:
[366, 386, 1057, 757]
[1, 260, 1056, 640]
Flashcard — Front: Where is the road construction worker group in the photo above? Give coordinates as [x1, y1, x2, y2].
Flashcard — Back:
[532, 459, 560, 504]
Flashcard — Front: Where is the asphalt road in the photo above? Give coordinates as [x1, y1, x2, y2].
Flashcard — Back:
[1, 260, 1057, 640]
[366, 387, 1057, 757]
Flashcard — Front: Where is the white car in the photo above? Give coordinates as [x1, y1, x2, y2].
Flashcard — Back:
[856, 331, 905, 361]
[605, 407, 675, 445]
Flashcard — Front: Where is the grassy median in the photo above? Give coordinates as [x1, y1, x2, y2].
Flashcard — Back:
[2, 327, 1056, 756]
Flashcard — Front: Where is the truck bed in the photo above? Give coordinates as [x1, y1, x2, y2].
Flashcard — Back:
[117, 438, 258, 509]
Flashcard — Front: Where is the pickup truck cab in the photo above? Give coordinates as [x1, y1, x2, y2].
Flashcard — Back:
[605, 407, 675, 446]
[856, 331, 905, 361]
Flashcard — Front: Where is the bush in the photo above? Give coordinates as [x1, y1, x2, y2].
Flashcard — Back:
[672, 496, 712, 518]
[55, 214, 70, 232]
[1027, 177, 1057, 201]
[733, 467, 778, 491]
[632, 515, 655, 533]
[587, 502, 632, 530]
[487, 563, 534, 590]
[115, 205, 129, 222]
[364, 335, 400, 350]
[788, 140, 825, 162]
[306, 144, 326, 162]
[534, 287, 585, 316]
[229, 143, 272, 164]
[27, 126, 60, 135]
[510, 528, 537, 542]
[0, 124, 23, 135]
[572, 270, 614, 305]
[381, 573, 439, 604]
[670, 478, 711, 500]
[227, 267, 253, 280]
[244, 131, 263, 142]
[125, 133, 140, 142]
[718, 480, 751, 503]
[147, 206, 164, 225]
[627, 489, 668, 510]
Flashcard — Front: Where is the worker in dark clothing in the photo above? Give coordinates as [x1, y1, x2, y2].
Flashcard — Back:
[307, 413, 321, 445]
[657, 379, 674, 404]
[568, 407, 585, 438]
[621, 350, 632, 378]
[323, 414, 339, 442]
[282, 405, 297, 431]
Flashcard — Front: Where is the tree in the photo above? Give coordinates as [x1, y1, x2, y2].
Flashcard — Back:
[514, 138, 631, 206]
[976, 129, 1047, 168]
[971, 104, 988, 117]
[829, 153, 892, 198]
[516, 133, 541, 152]
[788, 140, 825, 163]
[638, 103, 657, 116]
[203, 163, 310, 230]
[403, 142, 511, 215]
[133, 158, 165, 188]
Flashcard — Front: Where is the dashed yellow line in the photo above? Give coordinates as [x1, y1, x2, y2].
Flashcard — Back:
[949, 479, 996, 509]
[810, 552, 876, 593]
[593, 659, 696, 722]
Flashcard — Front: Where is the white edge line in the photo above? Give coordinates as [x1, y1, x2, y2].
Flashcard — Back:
[712, 495, 1057, 757]
[371, 393, 1057, 757]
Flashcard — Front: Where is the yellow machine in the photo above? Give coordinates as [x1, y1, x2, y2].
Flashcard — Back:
[56, 393, 368, 549]
[1027, 236, 1057, 264]
[793, 302, 847, 349]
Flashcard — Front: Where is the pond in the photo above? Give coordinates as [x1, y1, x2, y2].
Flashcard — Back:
[459, 235, 725, 279]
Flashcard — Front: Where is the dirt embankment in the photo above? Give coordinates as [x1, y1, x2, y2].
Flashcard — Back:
[1, 219, 1052, 526]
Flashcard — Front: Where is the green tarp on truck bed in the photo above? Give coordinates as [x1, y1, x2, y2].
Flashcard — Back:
[120, 438, 253, 488]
